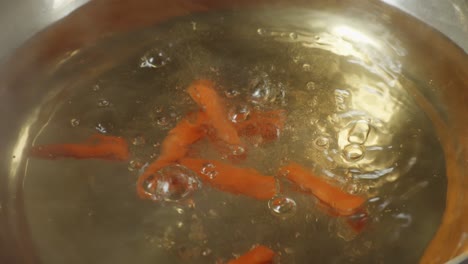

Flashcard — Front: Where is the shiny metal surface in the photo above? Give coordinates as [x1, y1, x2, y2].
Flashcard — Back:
[0, 0, 466, 61]
[0, 0, 91, 61]
[383, 0, 468, 52]
[0, 0, 466, 264]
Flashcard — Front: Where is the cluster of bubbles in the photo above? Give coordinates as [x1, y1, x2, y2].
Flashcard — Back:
[143, 165, 201, 202]
[228, 104, 251, 123]
[201, 163, 218, 180]
[70, 118, 80, 127]
[140, 48, 171, 69]
[248, 73, 287, 107]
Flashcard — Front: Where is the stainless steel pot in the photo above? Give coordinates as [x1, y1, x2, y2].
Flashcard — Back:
[0, 0, 466, 263]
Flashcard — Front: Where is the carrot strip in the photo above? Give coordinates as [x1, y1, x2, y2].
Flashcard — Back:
[279, 163, 365, 216]
[159, 112, 208, 161]
[29, 134, 129, 161]
[178, 158, 276, 200]
[234, 110, 286, 143]
[227, 245, 275, 264]
[187, 79, 243, 147]
[136, 112, 207, 199]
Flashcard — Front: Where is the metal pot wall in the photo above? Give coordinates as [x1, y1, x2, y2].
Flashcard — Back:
[0, 0, 466, 263]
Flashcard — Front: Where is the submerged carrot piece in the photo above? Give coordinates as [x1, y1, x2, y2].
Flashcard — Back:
[279, 163, 365, 216]
[29, 134, 129, 161]
[227, 245, 275, 264]
[187, 79, 243, 147]
[136, 112, 207, 199]
[159, 112, 208, 161]
[234, 110, 287, 143]
[178, 158, 276, 200]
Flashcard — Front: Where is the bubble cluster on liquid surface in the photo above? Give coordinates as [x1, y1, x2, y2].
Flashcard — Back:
[200, 163, 218, 179]
[143, 165, 201, 202]
[139, 48, 171, 69]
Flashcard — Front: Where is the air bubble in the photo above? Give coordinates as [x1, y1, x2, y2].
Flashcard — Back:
[257, 28, 267, 35]
[386, 172, 399, 182]
[228, 104, 251, 123]
[292, 55, 301, 64]
[156, 116, 171, 128]
[302, 63, 312, 71]
[268, 196, 297, 218]
[132, 135, 146, 146]
[201, 248, 212, 256]
[174, 207, 185, 214]
[289, 32, 298, 40]
[97, 99, 110, 107]
[250, 80, 272, 105]
[143, 165, 201, 202]
[231, 145, 245, 156]
[306, 81, 316, 91]
[393, 212, 412, 227]
[70, 118, 80, 127]
[314, 136, 330, 149]
[343, 144, 365, 161]
[225, 89, 240, 98]
[128, 159, 143, 171]
[201, 163, 218, 179]
[140, 49, 171, 69]
[154, 106, 164, 113]
[348, 120, 370, 144]
[95, 123, 108, 134]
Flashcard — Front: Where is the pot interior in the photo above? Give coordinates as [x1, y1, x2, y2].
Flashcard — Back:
[1, 1, 466, 263]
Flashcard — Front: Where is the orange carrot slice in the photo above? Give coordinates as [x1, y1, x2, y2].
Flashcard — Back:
[29, 134, 129, 161]
[159, 112, 208, 161]
[178, 158, 276, 200]
[234, 110, 286, 143]
[136, 112, 207, 199]
[279, 163, 365, 216]
[227, 245, 275, 264]
[187, 79, 243, 147]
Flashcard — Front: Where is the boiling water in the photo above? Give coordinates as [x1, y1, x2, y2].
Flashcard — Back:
[22, 8, 446, 264]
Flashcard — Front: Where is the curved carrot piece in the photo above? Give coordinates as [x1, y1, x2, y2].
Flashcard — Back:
[178, 158, 276, 200]
[187, 80, 243, 147]
[159, 112, 208, 161]
[29, 134, 129, 161]
[234, 110, 286, 143]
[228, 245, 275, 264]
[136, 112, 207, 199]
[279, 163, 365, 216]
